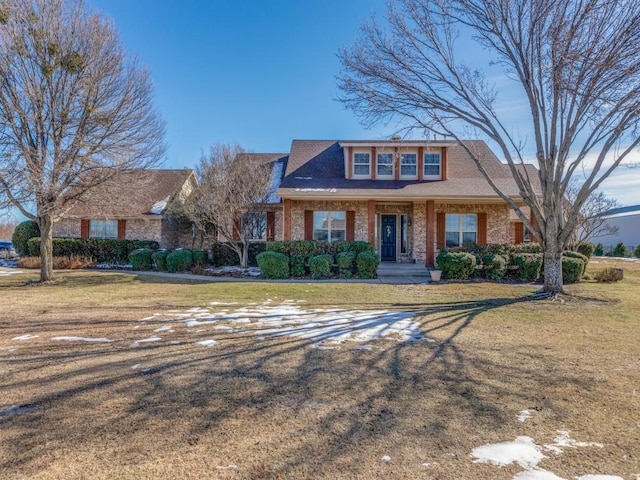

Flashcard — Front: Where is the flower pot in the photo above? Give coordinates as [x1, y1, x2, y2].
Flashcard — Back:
[430, 270, 442, 282]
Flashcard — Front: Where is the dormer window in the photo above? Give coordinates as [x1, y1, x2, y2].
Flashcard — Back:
[377, 153, 394, 178]
[424, 151, 441, 179]
[400, 153, 417, 178]
[353, 152, 370, 177]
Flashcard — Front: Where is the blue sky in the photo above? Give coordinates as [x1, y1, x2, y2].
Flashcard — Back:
[65, 1, 640, 207]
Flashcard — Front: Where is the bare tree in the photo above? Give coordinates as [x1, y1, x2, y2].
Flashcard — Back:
[566, 180, 620, 250]
[181, 143, 272, 268]
[0, 0, 165, 282]
[338, 0, 640, 294]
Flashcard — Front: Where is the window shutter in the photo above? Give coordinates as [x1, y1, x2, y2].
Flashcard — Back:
[514, 222, 524, 244]
[233, 219, 241, 241]
[477, 212, 487, 245]
[117, 220, 126, 240]
[266, 211, 275, 241]
[304, 210, 313, 241]
[436, 213, 445, 249]
[346, 211, 355, 242]
[81, 219, 90, 239]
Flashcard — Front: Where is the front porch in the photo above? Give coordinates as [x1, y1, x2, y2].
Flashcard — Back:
[376, 262, 435, 284]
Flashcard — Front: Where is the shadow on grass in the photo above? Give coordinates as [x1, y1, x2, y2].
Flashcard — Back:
[0, 293, 596, 477]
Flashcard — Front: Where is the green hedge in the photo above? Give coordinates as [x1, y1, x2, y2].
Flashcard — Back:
[256, 251, 289, 279]
[563, 250, 588, 276]
[436, 251, 477, 279]
[562, 255, 584, 283]
[151, 250, 171, 271]
[12, 221, 40, 256]
[167, 249, 193, 272]
[576, 242, 595, 258]
[290, 255, 306, 277]
[336, 251, 355, 278]
[309, 254, 334, 279]
[356, 252, 379, 279]
[192, 249, 208, 267]
[26, 237, 159, 263]
[510, 253, 542, 281]
[210, 242, 266, 267]
[129, 248, 154, 271]
[480, 253, 507, 280]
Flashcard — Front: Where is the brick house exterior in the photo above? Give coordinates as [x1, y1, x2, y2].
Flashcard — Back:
[269, 139, 538, 266]
[53, 169, 197, 249]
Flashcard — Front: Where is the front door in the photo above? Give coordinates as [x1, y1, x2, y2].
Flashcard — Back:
[380, 215, 397, 262]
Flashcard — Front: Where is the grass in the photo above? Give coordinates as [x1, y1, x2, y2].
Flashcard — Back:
[1, 259, 639, 479]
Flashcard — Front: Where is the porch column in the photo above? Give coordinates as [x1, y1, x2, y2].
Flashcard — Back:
[426, 200, 435, 267]
[283, 199, 291, 241]
[367, 200, 376, 245]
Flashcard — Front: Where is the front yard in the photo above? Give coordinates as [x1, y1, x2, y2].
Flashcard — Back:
[1, 259, 639, 479]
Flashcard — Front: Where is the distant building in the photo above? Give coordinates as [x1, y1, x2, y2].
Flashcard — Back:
[588, 205, 640, 251]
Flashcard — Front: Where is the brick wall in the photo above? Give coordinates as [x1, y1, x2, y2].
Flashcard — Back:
[435, 203, 511, 244]
[52, 217, 164, 243]
[289, 200, 369, 241]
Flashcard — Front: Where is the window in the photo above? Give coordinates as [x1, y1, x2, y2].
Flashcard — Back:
[89, 220, 118, 239]
[377, 153, 393, 177]
[353, 152, 370, 176]
[313, 211, 346, 243]
[424, 152, 441, 177]
[400, 214, 409, 254]
[445, 214, 477, 247]
[245, 212, 266, 240]
[400, 153, 417, 177]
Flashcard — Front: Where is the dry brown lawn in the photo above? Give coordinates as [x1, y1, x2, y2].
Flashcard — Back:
[1, 259, 639, 479]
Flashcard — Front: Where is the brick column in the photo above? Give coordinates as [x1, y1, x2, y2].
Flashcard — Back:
[368, 200, 376, 245]
[283, 199, 291, 241]
[426, 200, 435, 266]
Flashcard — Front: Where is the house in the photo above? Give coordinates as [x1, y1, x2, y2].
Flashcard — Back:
[588, 204, 640, 251]
[53, 169, 197, 249]
[262, 138, 538, 266]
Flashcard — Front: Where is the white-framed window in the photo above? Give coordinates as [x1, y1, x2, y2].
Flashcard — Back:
[424, 151, 441, 178]
[353, 152, 370, 176]
[400, 153, 417, 178]
[313, 211, 346, 243]
[89, 220, 118, 239]
[377, 152, 394, 177]
[245, 212, 266, 240]
[445, 214, 477, 247]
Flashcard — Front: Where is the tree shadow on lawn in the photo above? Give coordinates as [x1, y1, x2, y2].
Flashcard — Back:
[0, 294, 595, 478]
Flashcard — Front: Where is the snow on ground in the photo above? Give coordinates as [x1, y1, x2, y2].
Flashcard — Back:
[131, 336, 162, 347]
[517, 410, 531, 422]
[204, 266, 261, 277]
[472, 431, 614, 480]
[51, 336, 112, 343]
[0, 267, 23, 276]
[143, 303, 429, 346]
[12, 334, 38, 341]
[197, 340, 217, 347]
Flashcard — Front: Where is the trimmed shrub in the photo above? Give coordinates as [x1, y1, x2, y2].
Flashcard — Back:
[166, 249, 193, 272]
[256, 251, 289, 279]
[337, 241, 375, 256]
[511, 242, 542, 254]
[289, 255, 306, 277]
[634, 245, 640, 258]
[26, 237, 158, 263]
[12, 221, 40, 256]
[336, 251, 355, 278]
[594, 267, 624, 282]
[210, 242, 266, 267]
[593, 242, 604, 256]
[562, 255, 584, 283]
[356, 252, 379, 279]
[309, 254, 333, 279]
[192, 249, 208, 267]
[612, 242, 628, 257]
[563, 250, 589, 276]
[576, 242, 595, 258]
[436, 251, 477, 280]
[480, 253, 507, 280]
[129, 248, 154, 271]
[151, 250, 170, 271]
[510, 253, 542, 281]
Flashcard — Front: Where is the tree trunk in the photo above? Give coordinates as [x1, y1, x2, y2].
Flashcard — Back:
[542, 224, 564, 294]
[240, 240, 249, 269]
[39, 213, 54, 282]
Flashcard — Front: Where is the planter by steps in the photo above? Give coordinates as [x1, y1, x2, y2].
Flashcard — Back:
[430, 270, 442, 282]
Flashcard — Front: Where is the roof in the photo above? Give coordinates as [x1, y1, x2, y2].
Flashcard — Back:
[277, 139, 539, 201]
[236, 153, 289, 204]
[61, 169, 196, 218]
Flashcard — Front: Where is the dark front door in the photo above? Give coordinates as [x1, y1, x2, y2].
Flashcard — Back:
[380, 215, 397, 262]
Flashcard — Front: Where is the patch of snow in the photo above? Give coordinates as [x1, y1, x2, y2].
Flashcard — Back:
[12, 334, 38, 341]
[544, 430, 603, 454]
[52, 336, 112, 343]
[216, 465, 238, 470]
[170, 341, 180, 345]
[381, 455, 391, 462]
[267, 159, 285, 203]
[518, 410, 531, 422]
[354, 344, 374, 351]
[256, 336, 265, 341]
[131, 336, 162, 347]
[513, 468, 566, 480]
[131, 364, 140, 370]
[149, 196, 169, 215]
[295, 188, 338, 193]
[0, 268, 23, 276]
[153, 326, 173, 332]
[471, 436, 544, 468]
[0, 404, 38, 417]
[197, 340, 217, 347]
[576, 477, 623, 480]
[204, 266, 261, 277]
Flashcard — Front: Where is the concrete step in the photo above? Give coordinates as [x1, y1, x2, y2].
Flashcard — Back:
[376, 263, 432, 281]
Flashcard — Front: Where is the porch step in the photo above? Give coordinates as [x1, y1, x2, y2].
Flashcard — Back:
[376, 262, 433, 283]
